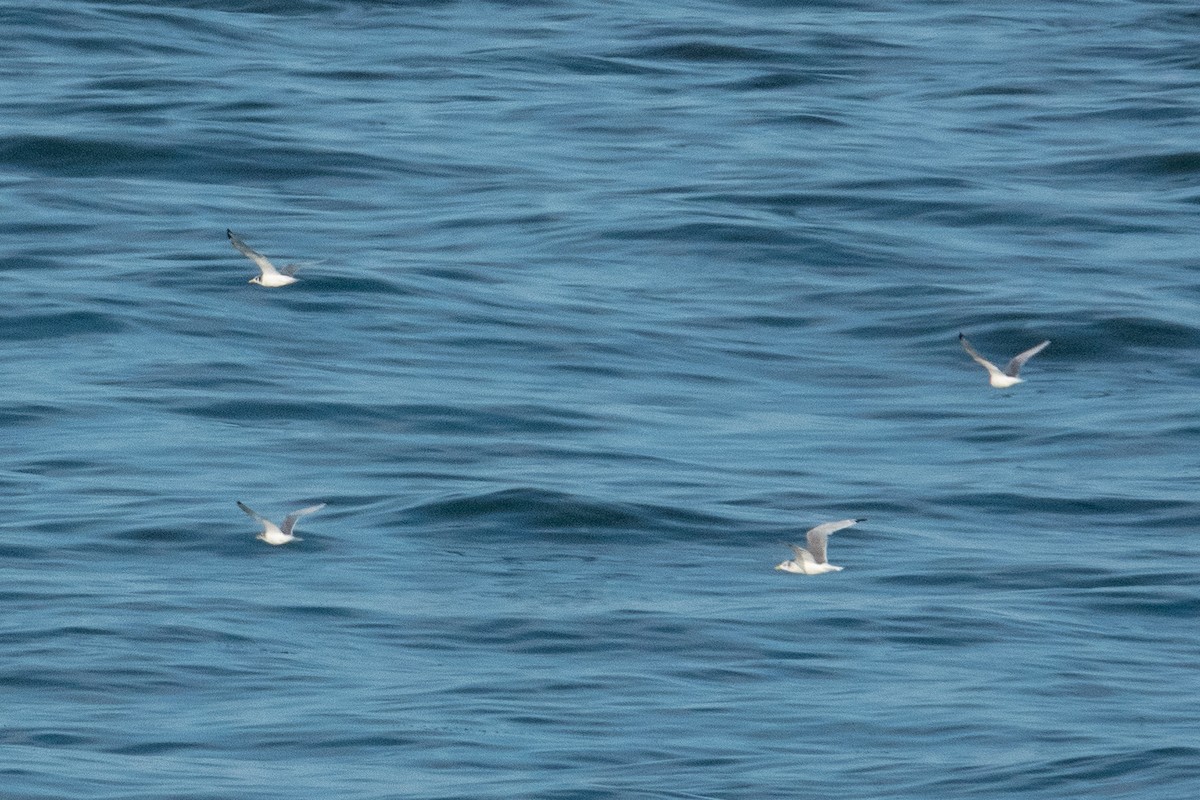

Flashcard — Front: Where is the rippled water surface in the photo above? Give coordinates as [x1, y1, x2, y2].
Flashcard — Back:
[2, 1, 1199, 798]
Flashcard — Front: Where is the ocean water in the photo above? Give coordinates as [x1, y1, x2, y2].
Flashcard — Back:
[2, 1, 1199, 797]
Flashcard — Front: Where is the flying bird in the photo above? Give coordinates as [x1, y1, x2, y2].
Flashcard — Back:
[775, 518, 864, 574]
[227, 229, 300, 287]
[238, 501, 325, 545]
[959, 333, 1050, 388]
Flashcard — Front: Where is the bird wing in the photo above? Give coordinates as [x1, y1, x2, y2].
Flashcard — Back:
[227, 229, 282, 277]
[959, 333, 1003, 378]
[787, 544, 817, 566]
[805, 518, 864, 564]
[281, 259, 324, 277]
[281, 503, 326, 537]
[1004, 340, 1050, 377]
[236, 501, 267, 523]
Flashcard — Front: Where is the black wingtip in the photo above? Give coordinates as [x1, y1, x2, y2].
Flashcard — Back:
[958, 332, 966, 339]
[226, 228, 234, 239]
[855, 518, 867, 523]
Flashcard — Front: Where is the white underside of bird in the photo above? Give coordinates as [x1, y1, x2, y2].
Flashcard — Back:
[775, 518, 864, 574]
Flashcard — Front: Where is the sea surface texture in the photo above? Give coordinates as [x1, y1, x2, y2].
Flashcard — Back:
[2, 1, 1198, 798]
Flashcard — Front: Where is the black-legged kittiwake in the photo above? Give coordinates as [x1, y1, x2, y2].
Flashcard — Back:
[775, 518, 864, 574]
[238, 501, 325, 545]
[227, 229, 300, 287]
[959, 332, 1050, 388]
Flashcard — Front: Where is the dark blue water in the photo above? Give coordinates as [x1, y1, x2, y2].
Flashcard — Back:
[2, 1, 1199, 797]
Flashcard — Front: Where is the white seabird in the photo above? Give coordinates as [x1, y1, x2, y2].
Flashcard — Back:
[775, 518, 864, 574]
[227, 229, 299, 287]
[959, 332, 1050, 388]
[238, 501, 325, 545]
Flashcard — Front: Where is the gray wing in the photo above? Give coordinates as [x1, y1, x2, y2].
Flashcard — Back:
[1004, 340, 1050, 377]
[804, 531, 829, 564]
[281, 503, 326, 537]
[237, 501, 267, 522]
[787, 543, 816, 565]
[959, 333, 1001, 374]
[227, 229, 278, 274]
[280, 259, 324, 277]
[805, 518, 864, 564]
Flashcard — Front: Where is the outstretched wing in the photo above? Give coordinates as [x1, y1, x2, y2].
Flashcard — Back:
[227, 229, 281, 277]
[237, 501, 267, 522]
[805, 518, 864, 564]
[1004, 340, 1050, 377]
[282, 259, 325, 277]
[281, 503, 326, 537]
[959, 333, 1003, 378]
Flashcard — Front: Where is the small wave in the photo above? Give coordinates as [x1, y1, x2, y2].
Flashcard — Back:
[923, 745, 1200, 796]
[0, 134, 178, 178]
[0, 311, 124, 341]
[621, 41, 788, 65]
[409, 486, 724, 541]
[1061, 150, 1200, 182]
